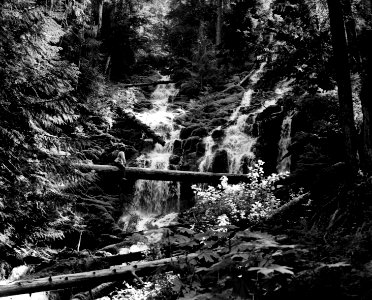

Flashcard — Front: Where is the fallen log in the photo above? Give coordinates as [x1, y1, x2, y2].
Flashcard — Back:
[32, 252, 147, 278]
[0, 254, 198, 297]
[267, 192, 311, 221]
[122, 81, 174, 88]
[73, 164, 251, 184]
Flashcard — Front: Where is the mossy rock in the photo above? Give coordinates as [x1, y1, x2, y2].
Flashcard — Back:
[169, 154, 181, 165]
[191, 127, 209, 138]
[180, 124, 201, 140]
[211, 129, 225, 141]
[211, 149, 229, 173]
[210, 118, 228, 127]
[256, 104, 282, 121]
[173, 139, 183, 156]
[179, 81, 199, 97]
[182, 136, 202, 154]
[133, 100, 153, 112]
[196, 141, 206, 156]
[215, 93, 243, 105]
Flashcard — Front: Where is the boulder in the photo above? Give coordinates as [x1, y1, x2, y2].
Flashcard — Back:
[239, 104, 260, 115]
[173, 139, 183, 156]
[133, 100, 153, 112]
[169, 155, 181, 165]
[215, 93, 242, 105]
[255, 104, 282, 122]
[203, 104, 217, 113]
[181, 152, 199, 171]
[211, 149, 229, 173]
[182, 136, 202, 154]
[210, 118, 228, 127]
[191, 127, 209, 138]
[211, 129, 225, 141]
[179, 81, 199, 97]
[180, 124, 201, 140]
[196, 142, 206, 156]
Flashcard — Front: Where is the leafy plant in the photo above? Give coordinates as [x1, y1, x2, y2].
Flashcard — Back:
[185, 160, 288, 229]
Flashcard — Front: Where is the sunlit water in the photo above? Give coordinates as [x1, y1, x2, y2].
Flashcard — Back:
[0, 266, 48, 300]
[119, 76, 182, 236]
[277, 112, 294, 173]
[199, 67, 294, 175]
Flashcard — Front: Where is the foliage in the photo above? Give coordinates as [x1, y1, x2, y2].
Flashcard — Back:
[0, 0, 95, 248]
[185, 161, 288, 229]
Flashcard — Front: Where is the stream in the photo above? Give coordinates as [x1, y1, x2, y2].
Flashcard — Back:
[0, 69, 294, 299]
[119, 77, 183, 236]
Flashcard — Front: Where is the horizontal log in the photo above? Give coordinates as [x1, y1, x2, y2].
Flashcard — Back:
[122, 81, 174, 88]
[73, 164, 250, 184]
[0, 254, 197, 297]
[33, 252, 146, 277]
[267, 192, 311, 221]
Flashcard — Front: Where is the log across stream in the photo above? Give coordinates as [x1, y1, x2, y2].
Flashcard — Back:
[0, 254, 197, 297]
[74, 163, 251, 184]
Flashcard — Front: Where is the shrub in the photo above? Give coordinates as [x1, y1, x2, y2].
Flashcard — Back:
[186, 160, 289, 228]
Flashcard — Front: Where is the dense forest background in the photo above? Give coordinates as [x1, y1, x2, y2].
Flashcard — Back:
[1, 0, 372, 299]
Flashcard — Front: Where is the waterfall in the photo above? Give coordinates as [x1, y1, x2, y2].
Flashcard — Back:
[276, 113, 293, 173]
[198, 67, 294, 175]
[121, 77, 183, 231]
[199, 64, 266, 174]
[0, 266, 48, 300]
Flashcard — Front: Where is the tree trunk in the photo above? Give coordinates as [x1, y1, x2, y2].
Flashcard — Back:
[97, 0, 104, 35]
[73, 164, 251, 184]
[216, 0, 222, 45]
[326, 0, 358, 174]
[359, 1, 372, 173]
[342, 0, 361, 68]
[0, 254, 198, 297]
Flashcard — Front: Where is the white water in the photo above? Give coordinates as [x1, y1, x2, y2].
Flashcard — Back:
[276, 112, 293, 173]
[199, 65, 265, 174]
[199, 67, 294, 175]
[0, 266, 48, 300]
[120, 77, 183, 232]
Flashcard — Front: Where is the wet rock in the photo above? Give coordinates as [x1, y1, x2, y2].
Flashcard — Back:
[191, 127, 208, 138]
[169, 154, 181, 165]
[196, 142, 206, 156]
[211, 149, 229, 173]
[133, 100, 153, 112]
[170, 94, 189, 103]
[256, 104, 282, 121]
[211, 129, 225, 141]
[173, 139, 182, 156]
[215, 93, 242, 105]
[210, 118, 228, 127]
[181, 152, 198, 171]
[254, 113, 283, 174]
[179, 81, 199, 97]
[142, 138, 154, 152]
[239, 104, 261, 115]
[182, 136, 202, 154]
[180, 124, 200, 140]
[203, 104, 217, 113]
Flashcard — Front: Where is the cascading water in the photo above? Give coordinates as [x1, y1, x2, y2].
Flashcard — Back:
[276, 112, 293, 173]
[121, 76, 183, 231]
[199, 64, 265, 174]
[0, 266, 48, 300]
[199, 64, 294, 175]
